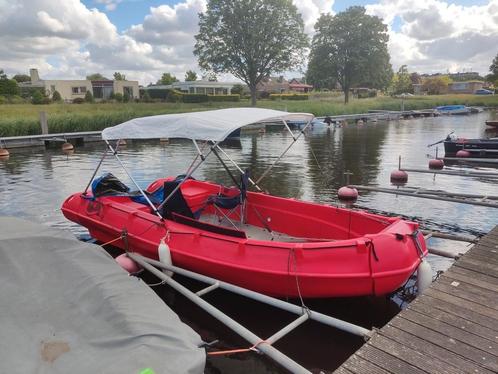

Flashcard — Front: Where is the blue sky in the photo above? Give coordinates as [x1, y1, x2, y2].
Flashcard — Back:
[1, 1, 497, 83]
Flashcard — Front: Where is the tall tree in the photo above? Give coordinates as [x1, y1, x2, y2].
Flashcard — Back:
[489, 52, 498, 81]
[185, 70, 198, 81]
[194, 0, 308, 106]
[308, 6, 392, 103]
[0, 70, 20, 96]
[12, 74, 31, 83]
[86, 73, 109, 80]
[157, 73, 178, 85]
[113, 72, 126, 81]
[389, 65, 412, 95]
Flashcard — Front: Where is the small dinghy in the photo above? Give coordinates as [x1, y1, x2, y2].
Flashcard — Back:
[62, 108, 428, 298]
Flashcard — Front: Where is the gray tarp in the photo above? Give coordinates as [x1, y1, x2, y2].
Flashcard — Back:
[0, 217, 205, 374]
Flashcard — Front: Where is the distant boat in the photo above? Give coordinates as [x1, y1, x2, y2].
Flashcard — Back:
[435, 105, 470, 115]
[444, 134, 498, 158]
[485, 120, 498, 128]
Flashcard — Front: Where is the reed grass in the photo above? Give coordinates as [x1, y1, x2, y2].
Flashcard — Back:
[1, 95, 497, 137]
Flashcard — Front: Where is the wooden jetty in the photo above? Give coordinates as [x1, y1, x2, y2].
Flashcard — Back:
[335, 225, 498, 374]
[1, 131, 102, 148]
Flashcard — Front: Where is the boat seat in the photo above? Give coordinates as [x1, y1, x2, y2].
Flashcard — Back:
[160, 180, 195, 219]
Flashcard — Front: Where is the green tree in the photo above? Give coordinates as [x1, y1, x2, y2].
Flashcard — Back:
[422, 75, 452, 95]
[141, 90, 152, 102]
[52, 90, 62, 102]
[489, 53, 498, 81]
[185, 70, 197, 81]
[113, 72, 126, 81]
[307, 6, 392, 103]
[0, 71, 20, 96]
[12, 74, 31, 83]
[113, 92, 123, 102]
[31, 90, 45, 104]
[84, 90, 94, 103]
[123, 91, 131, 102]
[389, 65, 412, 95]
[194, 0, 308, 106]
[86, 73, 109, 80]
[157, 73, 178, 85]
[230, 83, 245, 95]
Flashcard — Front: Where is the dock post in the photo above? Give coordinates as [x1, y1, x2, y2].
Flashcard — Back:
[39, 111, 48, 135]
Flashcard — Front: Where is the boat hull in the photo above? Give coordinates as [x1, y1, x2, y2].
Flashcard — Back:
[485, 120, 498, 128]
[62, 179, 426, 298]
[444, 138, 498, 158]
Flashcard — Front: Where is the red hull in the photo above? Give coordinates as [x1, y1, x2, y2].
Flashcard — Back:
[62, 178, 426, 298]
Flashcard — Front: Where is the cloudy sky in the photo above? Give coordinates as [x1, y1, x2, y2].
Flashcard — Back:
[1, 0, 497, 84]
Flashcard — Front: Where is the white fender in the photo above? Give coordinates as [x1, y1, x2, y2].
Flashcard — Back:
[416, 259, 432, 295]
[158, 238, 173, 277]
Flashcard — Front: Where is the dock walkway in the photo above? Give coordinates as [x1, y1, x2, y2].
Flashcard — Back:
[335, 226, 498, 374]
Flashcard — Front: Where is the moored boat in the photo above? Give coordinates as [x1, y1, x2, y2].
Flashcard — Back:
[485, 120, 498, 128]
[435, 105, 470, 115]
[62, 108, 428, 299]
[444, 133, 498, 157]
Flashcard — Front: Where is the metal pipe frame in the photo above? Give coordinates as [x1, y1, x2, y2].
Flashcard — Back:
[129, 253, 312, 374]
[105, 140, 164, 220]
[83, 148, 109, 195]
[255, 119, 313, 185]
[401, 167, 498, 178]
[214, 145, 262, 191]
[128, 253, 372, 338]
[157, 141, 219, 212]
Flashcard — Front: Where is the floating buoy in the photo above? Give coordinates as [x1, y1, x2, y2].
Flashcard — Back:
[158, 238, 173, 277]
[416, 259, 432, 295]
[0, 148, 9, 158]
[61, 142, 74, 151]
[390, 170, 408, 183]
[337, 186, 359, 202]
[160, 138, 169, 143]
[115, 253, 141, 273]
[456, 150, 470, 158]
[428, 159, 444, 170]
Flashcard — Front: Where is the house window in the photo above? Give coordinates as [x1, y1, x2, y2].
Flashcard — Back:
[50, 85, 56, 93]
[80, 86, 87, 93]
[72, 87, 79, 94]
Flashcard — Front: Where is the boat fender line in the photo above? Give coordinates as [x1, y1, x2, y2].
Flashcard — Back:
[365, 240, 379, 261]
[158, 234, 173, 277]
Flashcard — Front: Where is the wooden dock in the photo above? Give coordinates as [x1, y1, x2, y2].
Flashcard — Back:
[335, 226, 498, 374]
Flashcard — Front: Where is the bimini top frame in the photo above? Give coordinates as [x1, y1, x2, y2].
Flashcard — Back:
[85, 108, 315, 220]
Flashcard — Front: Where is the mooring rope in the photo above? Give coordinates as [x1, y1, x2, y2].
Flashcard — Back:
[207, 340, 270, 356]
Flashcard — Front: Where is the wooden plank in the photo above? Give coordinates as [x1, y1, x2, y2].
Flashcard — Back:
[398, 311, 498, 357]
[476, 236, 498, 249]
[356, 345, 426, 374]
[368, 333, 465, 374]
[424, 289, 498, 323]
[380, 324, 495, 374]
[432, 277, 498, 310]
[448, 257, 498, 278]
[389, 317, 498, 372]
[341, 354, 391, 374]
[409, 298, 498, 341]
[333, 366, 355, 374]
[464, 251, 498, 266]
[444, 267, 498, 292]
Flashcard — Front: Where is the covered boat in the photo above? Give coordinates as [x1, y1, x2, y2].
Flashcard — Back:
[0, 217, 205, 374]
[444, 133, 498, 158]
[62, 108, 428, 298]
[435, 105, 470, 115]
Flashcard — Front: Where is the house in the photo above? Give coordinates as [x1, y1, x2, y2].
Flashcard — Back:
[146, 80, 237, 95]
[19, 69, 139, 102]
[288, 78, 313, 93]
[448, 81, 484, 94]
[256, 76, 290, 93]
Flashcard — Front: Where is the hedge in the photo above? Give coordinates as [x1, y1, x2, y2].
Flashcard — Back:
[182, 93, 209, 103]
[208, 94, 240, 102]
[269, 93, 309, 101]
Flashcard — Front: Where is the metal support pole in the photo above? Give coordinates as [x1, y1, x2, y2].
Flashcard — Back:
[105, 140, 164, 220]
[128, 253, 372, 338]
[401, 168, 498, 179]
[129, 254, 312, 374]
[83, 148, 109, 195]
[158, 142, 218, 212]
[212, 147, 239, 186]
[255, 120, 312, 185]
[281, 119, 297, 140]
[266, 313, 309, 345]
[215, 145, 262, 191]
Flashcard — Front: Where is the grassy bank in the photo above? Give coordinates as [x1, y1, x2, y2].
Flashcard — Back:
[1, 94, 497, 137]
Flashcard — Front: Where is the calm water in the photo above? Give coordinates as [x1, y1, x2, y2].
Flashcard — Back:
[1, 110, 497, 372]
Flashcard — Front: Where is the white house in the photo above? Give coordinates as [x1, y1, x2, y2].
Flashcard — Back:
[146, 80, 239, 95]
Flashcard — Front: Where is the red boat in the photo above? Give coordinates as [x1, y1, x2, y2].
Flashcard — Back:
[62, 108, 428, 298]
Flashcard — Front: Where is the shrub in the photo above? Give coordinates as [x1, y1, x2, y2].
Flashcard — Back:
[123, 91, 131, 102]
[32, 90, 51, 104]
[84, 91, 94, 103]
[114, 93, 123, 102]
[167, 90, 183, 103]
[208, 94, 240, 102]
[269, 93, 309, 100]
[230, 84, 245, 95]
[0, 79, 20, 96]
[0, 95, 6, 104]
[182, 93, 208, 103]
[259, 91, 270, 99]
[141, 90, 152, 102]
[144, 88, 171, 100]
[72, 97, 85, 104]
[52, 90, 62, 102]
[8, 95, 25, 104]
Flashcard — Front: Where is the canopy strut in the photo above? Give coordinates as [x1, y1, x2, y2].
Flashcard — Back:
[214, 145, 263, 191]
